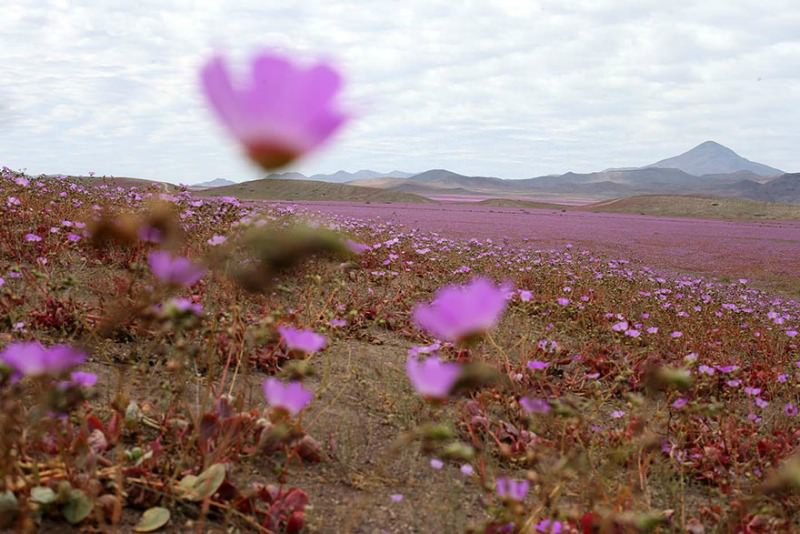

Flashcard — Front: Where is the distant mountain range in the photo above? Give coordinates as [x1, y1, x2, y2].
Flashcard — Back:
[192, 178, 236, 189]
[195, 141, 799, 203]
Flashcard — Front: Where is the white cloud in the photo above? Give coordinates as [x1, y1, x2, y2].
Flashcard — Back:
[1, 0, 798, 182]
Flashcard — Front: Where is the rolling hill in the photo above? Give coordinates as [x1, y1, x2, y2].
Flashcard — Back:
[194, 177, 432, 203]
[585, 194, 800, 220]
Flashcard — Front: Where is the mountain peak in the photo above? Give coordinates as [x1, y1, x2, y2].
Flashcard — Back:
[647, 141, 782, 177]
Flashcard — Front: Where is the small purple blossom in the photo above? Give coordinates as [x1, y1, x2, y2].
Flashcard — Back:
[24, 233, 42, 242]
[610, 410, 626, 419]
[744, 386, 762, 396]
[1, 342, 86, 377]
[527, 360, 550, 371]
[672, 397, 688, 409]
[460, 464, 474, 476]
[536, 519, 564, 534]
[495, 477, 529, 502]
[262, 378, 313, 415]
[784, 403, 798, 416]
[148, 251, 206, 286]
[207, 234, 227, 246]
[520, 397, 551, 414]
[429, 458, 444, 470]
[405, 356, 461, 400]
[278, 326, 327, 354]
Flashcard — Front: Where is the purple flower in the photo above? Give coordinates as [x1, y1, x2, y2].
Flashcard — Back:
[536, 520, 564, 534]
[698, 365, 715, 376]
[412, 277, 508, 342]
[262, 378, 312, 415]
[671, 331, 683, 338]
[520, 397, 550, 414]
[207, 234, 227, 246]
[527, 360, 550, 371]
[138, 226, 162, 243]
[405, 355, 461, 400]
[328, 318, 346, 328]
[610, 410, 626, 419]
[495, 477, 529, 502]
[612, 320, 628, 332]
[390, 493, 403, 502]
[200, 51, 348, 170]
[429, 458, 444, 470]
[68, 371, 97, 387]
[25, 233, 42, 242]
[345, 239, 370, 254]
[744, 386, 761, 396]
[148, 251, 206, 286]
[672, 397, 688, 409]
[1, 342, 86, 377]
[784, 403, 798, 416]
[278, 326, 327, 354]
[556, 297, 570, 306]
[755, 397, 769, 409]
[519, 289, 533, 302]
[165, 297, 204, 315]
[460, 464, 474, 476]
[59, 371, 98, 389]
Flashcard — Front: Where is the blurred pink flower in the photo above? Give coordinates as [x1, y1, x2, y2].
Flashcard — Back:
[201, 51, 348, 170]
[278, 326, 327, 354]
[495, 477, 529, 502]
[262, 378, 312, 415]
[412, 277, 508, 342]
[405, 355, 461, 400]
[520, 397, 550, 414]
[148, 251, 206, 286]
[1, 342, 85, 377]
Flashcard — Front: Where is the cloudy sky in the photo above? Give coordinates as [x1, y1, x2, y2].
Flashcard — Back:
[3, 0, 799, 183]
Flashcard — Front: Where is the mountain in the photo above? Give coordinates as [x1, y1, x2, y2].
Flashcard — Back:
[646, 141, 783, 177]
[264, 172, 308, 180]
[309, 170, 413, 183]
[193, 178, 236, 189]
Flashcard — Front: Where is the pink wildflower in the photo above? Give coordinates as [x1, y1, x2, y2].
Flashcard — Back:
[200, 51, 348, 170]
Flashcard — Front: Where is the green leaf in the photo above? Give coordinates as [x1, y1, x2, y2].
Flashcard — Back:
[62, 489, 93, 524]
[179, 464, 226, 501]
[133, 507, 170, 532]
[30, 486, 56, 505]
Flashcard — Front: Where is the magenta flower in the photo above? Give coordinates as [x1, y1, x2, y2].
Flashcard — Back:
[201, 51, 348, 170]
[262, 378, 312, 416]
[148, 251, 206, 286]
[520, 397, 551, 414]
[25, 233, 42, 242]
[519, 289, 533, 302]
[1, 342, 85, 377]
[536, 520, 563, 534]
[495, 477, 529, 502]
[412, 277, 508, 342]
[278, 326, 327, 354]
[672, 397, 688, 409]
[784, 403, 798, 416]
[527, 360, 550, 371]
[405, 355, 461, 400]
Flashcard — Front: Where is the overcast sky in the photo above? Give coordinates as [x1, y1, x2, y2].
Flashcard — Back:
[2, 0, 799, 183]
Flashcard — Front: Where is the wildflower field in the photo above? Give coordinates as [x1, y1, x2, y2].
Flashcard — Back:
[2, 51, 800, 533]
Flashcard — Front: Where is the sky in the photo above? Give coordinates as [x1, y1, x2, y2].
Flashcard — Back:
[2, 0, 799, 184]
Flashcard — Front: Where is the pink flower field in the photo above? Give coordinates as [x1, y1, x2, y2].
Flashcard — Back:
[274, 200, 800, 295]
